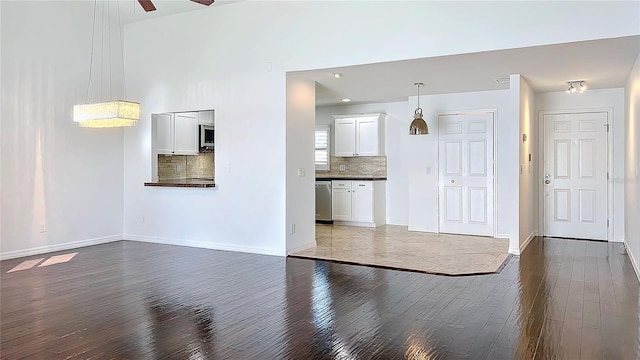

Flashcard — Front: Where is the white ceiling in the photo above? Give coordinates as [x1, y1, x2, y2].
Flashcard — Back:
[114, 0, 242, 24]
[296, 36, 640, 107]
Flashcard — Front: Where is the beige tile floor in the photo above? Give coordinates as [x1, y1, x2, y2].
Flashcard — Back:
[290, 224, 510, 275]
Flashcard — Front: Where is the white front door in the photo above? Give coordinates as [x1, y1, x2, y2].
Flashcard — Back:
[438, 112, 494, 236]
[543, 112, 608, 240]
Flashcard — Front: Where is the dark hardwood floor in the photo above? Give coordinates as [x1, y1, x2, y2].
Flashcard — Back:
[1, 237, 639, 359]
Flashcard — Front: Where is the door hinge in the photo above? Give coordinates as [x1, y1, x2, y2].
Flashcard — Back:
[605, 123, 610, 132]
[607, 219, 610, 227]
[607, 172, 609, 180]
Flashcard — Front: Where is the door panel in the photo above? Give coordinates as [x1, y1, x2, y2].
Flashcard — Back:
[438, 112, 494, 236]
[334, 119, 356, 156]
[352, 189, 374, 222]
[444, 186, 462, 222]
[543, 112, 607, 240]
[356, 118, 379, 156]
[331, 188, 352, 221]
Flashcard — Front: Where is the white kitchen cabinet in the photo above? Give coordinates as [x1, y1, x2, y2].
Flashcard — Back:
[333, 113, 385, 157]
[154, 112, 199, 155]
[331, 180, 386, 227]
[332, 187, 352, 221]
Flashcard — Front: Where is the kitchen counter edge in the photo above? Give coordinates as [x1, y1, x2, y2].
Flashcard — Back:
[315, 176, 387, 181]
[144, 179, 216, 188]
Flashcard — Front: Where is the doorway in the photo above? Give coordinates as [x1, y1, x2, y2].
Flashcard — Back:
[540, 111, 609, 241]
[438, 111, 496, 237]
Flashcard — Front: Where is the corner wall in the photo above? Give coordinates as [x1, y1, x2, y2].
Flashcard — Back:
[625, 53, 640, 281]
[518, 76, 538, 253]
[1, 1, 124, 259]
[286, 76, 316, 253]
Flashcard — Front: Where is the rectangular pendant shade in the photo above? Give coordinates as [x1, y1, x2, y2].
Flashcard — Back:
[73, 101, 140, 128]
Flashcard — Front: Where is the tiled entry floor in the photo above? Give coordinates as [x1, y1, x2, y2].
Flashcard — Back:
[290, 224, 510, 275]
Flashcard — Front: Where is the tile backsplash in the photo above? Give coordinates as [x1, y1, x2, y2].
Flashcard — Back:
[316, 156, 386, 177]
[158, 153, 215, 180]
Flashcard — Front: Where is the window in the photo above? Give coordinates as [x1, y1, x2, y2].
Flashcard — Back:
[315, 126, 330, 171]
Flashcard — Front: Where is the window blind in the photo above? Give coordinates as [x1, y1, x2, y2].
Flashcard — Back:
[315, 127, 330, 171]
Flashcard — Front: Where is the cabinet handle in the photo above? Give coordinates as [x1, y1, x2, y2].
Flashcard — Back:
[359, 184, 365, 186]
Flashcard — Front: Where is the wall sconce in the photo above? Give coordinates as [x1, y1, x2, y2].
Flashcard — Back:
[566, 81, 586, 93]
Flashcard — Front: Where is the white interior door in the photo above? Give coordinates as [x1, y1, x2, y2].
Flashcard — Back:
[543, 112, 608, 240]
[438, 112, 494, 236]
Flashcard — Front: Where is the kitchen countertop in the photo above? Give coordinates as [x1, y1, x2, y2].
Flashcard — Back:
[144, 178, 216, 188]
[316, 176, 387, 181]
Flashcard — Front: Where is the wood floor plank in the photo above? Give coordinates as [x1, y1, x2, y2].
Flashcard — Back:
[1, 238, 638, 359]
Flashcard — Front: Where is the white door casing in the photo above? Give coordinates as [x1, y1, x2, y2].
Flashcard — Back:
[438, 112, 495, 237]
[542, 112, 608, 240]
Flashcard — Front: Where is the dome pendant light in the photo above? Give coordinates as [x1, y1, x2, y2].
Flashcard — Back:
[409, 82, 428, 135]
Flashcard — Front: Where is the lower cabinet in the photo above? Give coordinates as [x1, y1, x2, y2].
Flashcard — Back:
[331, 180, 386, 227]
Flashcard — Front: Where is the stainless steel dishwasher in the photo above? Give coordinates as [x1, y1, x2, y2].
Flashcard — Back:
[315, 181, 332, 223]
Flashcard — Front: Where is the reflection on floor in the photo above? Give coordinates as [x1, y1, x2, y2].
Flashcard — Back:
[290, 224, 510, 275]
[1, 239, 638, 359]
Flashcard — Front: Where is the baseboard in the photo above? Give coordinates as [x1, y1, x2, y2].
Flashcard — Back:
[0, 235, 122, 261]
[124, 234, 284, 257]
[625, 241, 640, 283]
[520, 231, 536, 254]
[333, 221, 376, 228]
[287, 241, 317, 255]
[508, 247, 521, 256]
[407, 226, 435, 233]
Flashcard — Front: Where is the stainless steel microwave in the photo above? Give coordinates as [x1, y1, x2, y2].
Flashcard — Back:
[200, 125, 214, 148]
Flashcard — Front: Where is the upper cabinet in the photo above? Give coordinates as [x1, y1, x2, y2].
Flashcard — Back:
[154, 112, 199, 155]
[333, 113, 385, 157]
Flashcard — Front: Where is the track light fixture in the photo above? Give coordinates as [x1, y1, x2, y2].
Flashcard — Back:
[567, 81, 586, 94]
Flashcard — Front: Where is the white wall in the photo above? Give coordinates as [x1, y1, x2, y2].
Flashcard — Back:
[517, 75, 538, 252]
[0, 1, 124, 259]
[286, 76, 315, 253]
[408, 90, 518, 247]
[1, 1, 637, 259]
[316, 101, 410, 225]
[535, 88, 626, 242]
[625, 53, 640, 281]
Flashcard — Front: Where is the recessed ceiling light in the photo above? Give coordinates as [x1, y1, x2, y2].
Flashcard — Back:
[332, 73, 343, 78]
[495, 78, 510, 84]
[341, 98, 351, 102]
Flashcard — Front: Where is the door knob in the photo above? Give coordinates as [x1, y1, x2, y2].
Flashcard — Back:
[451, 180, 455, 183]
[545, 180, 551, 184]
[545, 174, 550, 178]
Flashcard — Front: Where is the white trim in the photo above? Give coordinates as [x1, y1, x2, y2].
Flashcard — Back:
[509, 246, 521, 255]
[520, 231, 536, 254]
[287, 241, 317, 255]
[436, 109, 498, 238]
[0, 235, 122, 260]
[537, 108, 613, 241]
[124, 234, 284, 257]
[625, 241, 640, 283]
[408, 226, 434, 233]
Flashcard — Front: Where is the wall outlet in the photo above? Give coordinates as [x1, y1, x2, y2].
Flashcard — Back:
[339, 165, 346, 172]
[290, 224, 296, 234]
[40, 224, 47, 233]
[298, 168, 305, 178]
[176, 164, 182, 172]
[426, 166, 432, 174]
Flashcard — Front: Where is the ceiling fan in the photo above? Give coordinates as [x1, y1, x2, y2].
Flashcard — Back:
[137, 0, 214, 12]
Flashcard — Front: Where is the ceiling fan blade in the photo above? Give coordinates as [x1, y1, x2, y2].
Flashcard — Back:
[190, 0, 215, 6]
[138, 0, 157, 12]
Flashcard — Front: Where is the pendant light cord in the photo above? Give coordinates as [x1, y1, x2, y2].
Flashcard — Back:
[117, 0, 126, 100]
[85, 0, 98, 103]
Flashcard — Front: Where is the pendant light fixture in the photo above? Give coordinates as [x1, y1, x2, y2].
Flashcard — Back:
[73, 0, 140, 128]
[409, 82, 428, 135]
